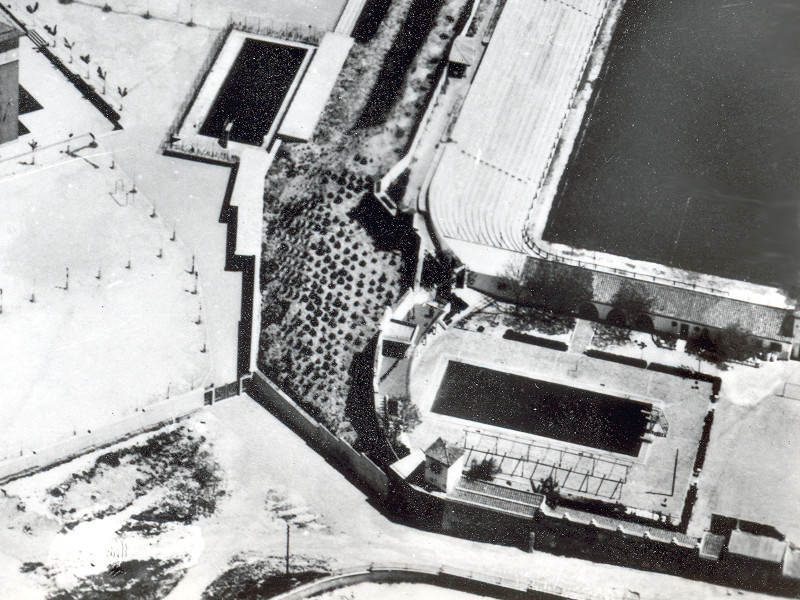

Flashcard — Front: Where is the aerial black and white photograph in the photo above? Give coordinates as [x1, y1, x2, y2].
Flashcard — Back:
[1, 0, 798, 598]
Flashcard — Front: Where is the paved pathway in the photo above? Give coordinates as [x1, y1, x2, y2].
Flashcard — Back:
[569, 318, 595, 353]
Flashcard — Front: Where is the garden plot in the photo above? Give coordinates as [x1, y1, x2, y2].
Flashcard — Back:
[257, 0, 472, 441]
[0, 159, 209, 460]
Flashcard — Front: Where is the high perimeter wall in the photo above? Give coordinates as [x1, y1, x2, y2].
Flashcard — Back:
[245, 370, 389, 499]
[0, 22, 20, 144]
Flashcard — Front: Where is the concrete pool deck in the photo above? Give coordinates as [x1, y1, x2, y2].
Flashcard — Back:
[408, 325, 711, 520]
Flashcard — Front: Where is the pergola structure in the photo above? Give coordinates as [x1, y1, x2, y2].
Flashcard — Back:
[461, 428, 632, 501]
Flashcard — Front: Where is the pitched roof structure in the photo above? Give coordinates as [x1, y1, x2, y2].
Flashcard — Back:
[545, 505, 699, 549]
[448, 35, 477, 66]
[451, 477, 544, 519]
[424, 437, 466, 466]
[525, 257, 794, 342]
[728, 530, 787, 564]
[700, 532, 727, 561]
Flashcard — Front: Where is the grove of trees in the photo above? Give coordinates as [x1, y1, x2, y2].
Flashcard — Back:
[498, 259, 594, 334]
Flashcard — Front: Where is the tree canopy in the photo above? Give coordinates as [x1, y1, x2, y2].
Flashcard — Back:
[716, 323, 761, 362]
[611, 282, 653, 322]
[498, 259, 594, 333]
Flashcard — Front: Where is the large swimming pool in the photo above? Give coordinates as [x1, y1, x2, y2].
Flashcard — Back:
[431, 361, 650, 456]
[544, 0, 800, 289]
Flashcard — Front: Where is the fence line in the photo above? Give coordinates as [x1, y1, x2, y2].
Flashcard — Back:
[269, 562, 604, 600]
[0, 388, 206, 484]
[226, 13, 325, 45]
[0, 375, 244, 484]
[245, 370, 389, 499]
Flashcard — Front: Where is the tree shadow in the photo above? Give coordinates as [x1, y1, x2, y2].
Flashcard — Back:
[344, 335, 394, 465]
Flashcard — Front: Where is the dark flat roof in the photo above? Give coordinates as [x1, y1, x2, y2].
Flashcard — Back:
[0, 20, 22, 43]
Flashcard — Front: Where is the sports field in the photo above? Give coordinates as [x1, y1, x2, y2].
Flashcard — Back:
[543, 0, 800, 288]
[431, 361, 650, 456]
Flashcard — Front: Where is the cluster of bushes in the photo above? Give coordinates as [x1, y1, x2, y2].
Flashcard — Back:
[258, 163, 405, 439]
[498, 260, 593, 335]
[685, 323, 762, 364]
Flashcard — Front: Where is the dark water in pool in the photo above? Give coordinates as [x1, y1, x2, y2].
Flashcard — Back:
[200, 39, 306, 146]
[544, 0, 800, 290]
[431, 362, 650, 456]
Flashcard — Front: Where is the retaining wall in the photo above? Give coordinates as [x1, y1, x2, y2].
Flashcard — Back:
[245, 370, 389, 498]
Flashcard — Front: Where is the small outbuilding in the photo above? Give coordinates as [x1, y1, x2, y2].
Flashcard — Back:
[447, 36, 477, 78]
[423, 437, 466, 493]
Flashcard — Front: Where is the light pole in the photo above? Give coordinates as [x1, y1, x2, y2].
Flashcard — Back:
[285, 522, 290, 576]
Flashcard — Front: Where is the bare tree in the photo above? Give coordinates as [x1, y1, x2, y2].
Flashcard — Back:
[63, 38, 75, 63]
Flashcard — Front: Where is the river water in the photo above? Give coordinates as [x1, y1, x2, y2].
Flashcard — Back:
[544, 0, 800, 290]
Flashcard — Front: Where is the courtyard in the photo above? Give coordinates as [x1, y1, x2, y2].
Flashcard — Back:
[406, 320, 711, 519]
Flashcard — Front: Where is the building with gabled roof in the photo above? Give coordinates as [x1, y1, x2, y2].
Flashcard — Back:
[470, 257, 796, 358]
[423, 437, 466, 493]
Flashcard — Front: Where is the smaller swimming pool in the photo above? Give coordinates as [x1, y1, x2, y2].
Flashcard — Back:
[431, 361, 650, 456]
[200, 38, 307, 146]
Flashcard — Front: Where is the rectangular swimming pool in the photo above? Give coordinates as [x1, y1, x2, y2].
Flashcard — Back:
[543, 0, 800, 288]
[200, 38, 307, 146]
[431, 362, 650, 456]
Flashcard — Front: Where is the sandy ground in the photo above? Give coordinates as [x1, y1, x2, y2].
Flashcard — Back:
[7, 0, 245, 385]
[580, 318, 800, 541]
[691, 391, 800, 541]
[23, 0, 349, 31]
[0, 156, 208, 460]
[0, 396, 778, 600]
